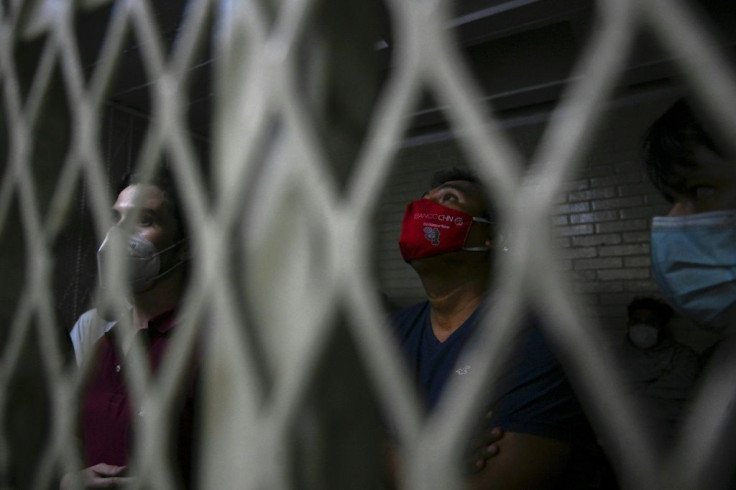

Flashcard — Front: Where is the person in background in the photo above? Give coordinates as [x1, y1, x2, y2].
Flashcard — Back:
[643, 97, 736, 488]
[60, 168, 198, 489]
[644, 98, 736, 333]
[390, 167, 603, 489]
[616, 297, 700, 447]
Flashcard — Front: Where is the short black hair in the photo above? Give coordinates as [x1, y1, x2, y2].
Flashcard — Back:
[118, 165, 187, 241]
[429, 167, 493, 221]
[642, 98, 720, 201]
[429, 167, 481, 189]
[627, 297, 673, 324]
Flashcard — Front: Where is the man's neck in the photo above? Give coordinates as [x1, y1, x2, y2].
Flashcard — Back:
[131, 272, 184, 330]
[415, 258, 490, 342]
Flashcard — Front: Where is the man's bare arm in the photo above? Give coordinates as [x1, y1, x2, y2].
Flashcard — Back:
[467, 432, 571, 490]
[382, 426, 506, 488]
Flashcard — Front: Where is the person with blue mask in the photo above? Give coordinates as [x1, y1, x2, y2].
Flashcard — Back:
[643, 97, 736, 489]
[644, 99, 736, 332]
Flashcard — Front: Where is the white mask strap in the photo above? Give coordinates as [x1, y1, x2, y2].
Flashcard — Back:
[151, 237, 187, 258]
[463, 217, 492, 251]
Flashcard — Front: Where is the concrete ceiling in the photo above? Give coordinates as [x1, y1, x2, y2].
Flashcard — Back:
[70, 0, 735, 140]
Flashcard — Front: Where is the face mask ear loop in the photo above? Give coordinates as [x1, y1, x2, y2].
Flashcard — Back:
[151, 238, 187, 258]
[148, 238, 188, 281]
[132, 238, 188, 292]
[462, 217, 493, 252]
[147, 257, 188, 284]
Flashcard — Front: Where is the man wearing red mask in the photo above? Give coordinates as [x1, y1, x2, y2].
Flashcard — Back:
[391, 168, 603, 489]
[60, 168, 198, 489]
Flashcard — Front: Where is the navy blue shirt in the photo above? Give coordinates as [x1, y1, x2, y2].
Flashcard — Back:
[392, 301, 603, 488]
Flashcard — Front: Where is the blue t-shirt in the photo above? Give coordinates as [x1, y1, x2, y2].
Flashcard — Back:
[392, 301, 603, 487]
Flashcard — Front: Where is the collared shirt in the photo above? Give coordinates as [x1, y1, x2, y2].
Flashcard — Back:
[80, 309, 197, 484]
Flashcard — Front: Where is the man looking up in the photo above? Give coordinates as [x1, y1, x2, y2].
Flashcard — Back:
[61, 168, 197, 489]
[391, 168, 601, 489]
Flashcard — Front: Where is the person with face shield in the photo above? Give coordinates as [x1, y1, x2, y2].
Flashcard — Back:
[389, 168, 604, 489]
[60, 169, 197, 489]
[616, 297, 700, 448]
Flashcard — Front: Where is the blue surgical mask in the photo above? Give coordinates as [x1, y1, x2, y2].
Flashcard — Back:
[651, 210, 736, 331]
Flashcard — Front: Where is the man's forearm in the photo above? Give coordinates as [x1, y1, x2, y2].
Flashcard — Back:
[467, 432, 571, 490]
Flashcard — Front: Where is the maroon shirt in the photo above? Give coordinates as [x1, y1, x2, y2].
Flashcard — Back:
[81, 310, 197, 483]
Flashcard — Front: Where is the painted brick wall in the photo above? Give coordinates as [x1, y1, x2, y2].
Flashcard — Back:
[552, 111, 671, 335]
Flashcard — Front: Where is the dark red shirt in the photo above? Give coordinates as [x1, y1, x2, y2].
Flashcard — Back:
[81, 310, 197, 483]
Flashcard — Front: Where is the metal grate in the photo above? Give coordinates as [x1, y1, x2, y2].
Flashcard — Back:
[1, 0, 735, 488]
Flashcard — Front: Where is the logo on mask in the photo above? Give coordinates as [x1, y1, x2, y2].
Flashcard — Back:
[399, 199, 491, 262]
[423, 226, 440, 246]
[455, 365, 471, 375]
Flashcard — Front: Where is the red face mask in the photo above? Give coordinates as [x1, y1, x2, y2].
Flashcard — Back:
[398, 199, 491, 262]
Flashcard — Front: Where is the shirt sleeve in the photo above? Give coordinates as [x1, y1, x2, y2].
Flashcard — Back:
[69, 309, 117, 367]
[489, 326, 585, 443]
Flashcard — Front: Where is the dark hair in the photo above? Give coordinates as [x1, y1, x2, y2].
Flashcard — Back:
[627, 297, 673, 324]
[429, 167, 493, 221]
[118, 165, 188, 241]
[642, 99, 720, 201]
[429, 167, 481, 189]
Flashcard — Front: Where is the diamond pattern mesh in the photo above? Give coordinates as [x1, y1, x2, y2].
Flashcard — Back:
[1, 0, 735, 488]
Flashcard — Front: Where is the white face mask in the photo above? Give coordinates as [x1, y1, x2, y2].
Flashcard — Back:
[97, 229, 186, 293]
[628, 323, 660, 350]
